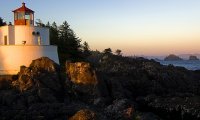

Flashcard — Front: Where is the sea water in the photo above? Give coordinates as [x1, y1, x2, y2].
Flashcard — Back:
[156, 60, 200, 70]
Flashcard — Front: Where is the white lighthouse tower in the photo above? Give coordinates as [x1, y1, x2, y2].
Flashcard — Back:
[0, 3, 59, 75]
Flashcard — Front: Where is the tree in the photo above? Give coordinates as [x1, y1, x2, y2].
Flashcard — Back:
[58, 21, 82, 62]
[48, 21, 85, 63]
[115, 49, 122, 56]
[49, 22, 59, 45]
[82, 41, 91, 57]
[46, 22, 50, 27]
[103, 48, 112, 55]
[35, 19, 45, 27]
[0, 17, 6, 26]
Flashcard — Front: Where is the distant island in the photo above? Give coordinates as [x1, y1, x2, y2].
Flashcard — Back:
[164, 54, 183, 61]
[189, 55, 199, 60]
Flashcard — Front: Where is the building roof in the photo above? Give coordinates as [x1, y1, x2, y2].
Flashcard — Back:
[12, 2, 34, 13]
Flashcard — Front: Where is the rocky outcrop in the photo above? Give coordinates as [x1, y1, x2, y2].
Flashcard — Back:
[66, 62, 97, 85]
[0, 57, 68, 120]
[65, 61, 110, 104]
[164, 54, 183, 61]
[11, 57, 64, 103]
[136, 95, 200, 120]
[189, 55, 199, 60]
[1, 55, 200, 120]
[87, 53, 200, 119]
[12, 57, 62, 92]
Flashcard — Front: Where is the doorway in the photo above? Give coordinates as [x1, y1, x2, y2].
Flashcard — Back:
[4, 36, 7, 45]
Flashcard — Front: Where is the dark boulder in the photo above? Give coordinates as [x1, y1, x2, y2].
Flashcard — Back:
[105, 99, 136, 120]
[66, 62, 110, 104]
[11, 57, 64, 103]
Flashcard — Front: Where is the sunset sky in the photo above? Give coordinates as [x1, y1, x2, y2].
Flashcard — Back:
[1, 0, 200, 56]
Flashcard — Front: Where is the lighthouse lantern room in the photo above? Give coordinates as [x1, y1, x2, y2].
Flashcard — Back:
[13, 2, 34, 26]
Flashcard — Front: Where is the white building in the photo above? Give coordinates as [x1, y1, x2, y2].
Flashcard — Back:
[0, 3, 59, 75]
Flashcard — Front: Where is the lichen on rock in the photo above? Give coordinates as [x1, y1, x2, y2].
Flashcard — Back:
[69, 109, 97, 120]
[66, 62, 98, 85]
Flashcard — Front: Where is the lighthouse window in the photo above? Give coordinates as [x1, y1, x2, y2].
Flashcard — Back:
[14, 13, 18, 20]
[17, 12, 24, 19]
[25, 13, 30, 19]
[36, 32, 40, 35]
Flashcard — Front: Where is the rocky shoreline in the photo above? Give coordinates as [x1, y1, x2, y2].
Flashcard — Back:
[0, 55, 200, 120]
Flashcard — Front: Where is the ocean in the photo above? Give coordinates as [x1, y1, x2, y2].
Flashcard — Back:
[156, 60, 200, 70]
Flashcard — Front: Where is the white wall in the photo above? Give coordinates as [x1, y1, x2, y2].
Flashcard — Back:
[0, 45, 59, 75]
[0, 26, 9, 45]
[0, 28, 2, 44]
[8, 26, 15, 44]
[0, 26, 50, 45]
[14, 26, 50, 45]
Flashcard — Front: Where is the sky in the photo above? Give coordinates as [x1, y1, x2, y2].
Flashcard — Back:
[1, 0, 200, 56]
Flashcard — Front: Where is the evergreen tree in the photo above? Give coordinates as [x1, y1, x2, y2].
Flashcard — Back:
[49, 22, 59, 45]
[103, 48, 112, 55]
[58, 21, 82, 62]
[46, 21, 89, 64]
[82, 41, 91, 58]
[48, 21, 84, 63]
[35, 19, 45, 27]
[0, 17, 6, 26]
[46, 22, 50, 27]
[115, 49, 122, 56]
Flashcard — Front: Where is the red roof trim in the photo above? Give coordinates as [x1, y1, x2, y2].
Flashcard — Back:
[12, 3, 34, 13]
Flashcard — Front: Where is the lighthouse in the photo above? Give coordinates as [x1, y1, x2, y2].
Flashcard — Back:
[0, 3, 59, 75]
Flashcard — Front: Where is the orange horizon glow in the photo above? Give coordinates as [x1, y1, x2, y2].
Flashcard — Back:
[87, 36, 200, 55]
[80, 20, 200, 56]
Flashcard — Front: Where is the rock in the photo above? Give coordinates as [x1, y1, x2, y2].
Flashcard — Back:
[189, 55, 199, 60]
[1, 54, 200, 120]
[0, 90, 18, 106]
[140, 112, 162, 120]
[27, 94, 40, 105]
[27, 103, 67, 120]
[136, 95, 200, 120]
[29, 57, 59, 72]
[0, 76, 13, 90]
[0, 79, 11, 90]
[13, 57, 62, 92]
[105, 99, 135, 119]
[66, 62, 97, 85]
[12, 67, 33, 91]
[164, 54, 183, 61]
[12, 57, 64, 103]
[38, 88, 57, 103]
[66, 62, 110, 104]
[69, 109, 97, 120]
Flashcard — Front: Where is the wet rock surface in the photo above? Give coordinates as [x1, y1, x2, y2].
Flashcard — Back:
[0, 55, 200, 120]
